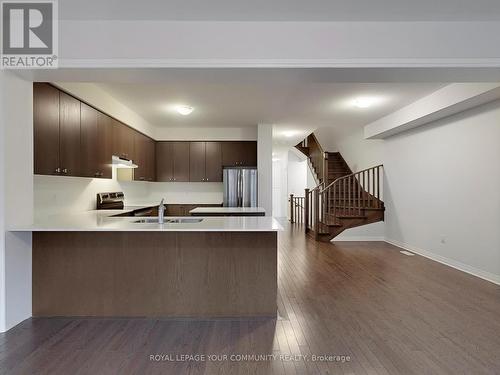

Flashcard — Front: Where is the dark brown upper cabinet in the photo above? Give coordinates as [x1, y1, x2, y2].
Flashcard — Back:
[189, 142, 206, 182]
[59, 92, 81, 176]
[222, 141, 257, 167]
[80, 104, 113, 179]
[134, 132, 156, 182]
[156, 141, 190, 182]
[34, 83, 60, 175]
[33, 83, 83, 177]
[205, 142, 223, 181]
[112, 120, 135, 161]
[80, 103, 99, 178]
[156, 142, 173, 182]
[172, 142, 190, 182]
[189, 141, 222, 182]
[96, 112, 113, 179]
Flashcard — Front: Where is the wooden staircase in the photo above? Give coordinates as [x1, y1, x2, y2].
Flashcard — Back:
[292, 133, 385, 242]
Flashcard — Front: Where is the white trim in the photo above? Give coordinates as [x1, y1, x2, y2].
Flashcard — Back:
[385, 238, 500, 286]
[57, 58, 500, 69]
[332, 236, 385, 242]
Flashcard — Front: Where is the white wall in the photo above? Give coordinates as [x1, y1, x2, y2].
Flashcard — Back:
[287, 152, 307, 196]
[384, 99, 500, 283]
[0, 71, 33, 332]
[272, 150, 288, 218]
[34, 173, 223, 218]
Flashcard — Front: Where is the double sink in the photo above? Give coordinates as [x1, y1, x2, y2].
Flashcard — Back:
[133, 218, 203, 224]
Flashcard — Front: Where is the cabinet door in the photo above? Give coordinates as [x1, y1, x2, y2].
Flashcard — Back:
[146, 138, 156, 181]
[59, 91, 81, 176]
[240, 141, 257, 166]
[156, 142, 173, 181]
[133, 132, 145, 181]
[33, 83, 60, 175]
[221, 142, 240, 167]
[189, 141, 206, 182]
[80, 103, 100, 178]
[112, 120, 135, 161]
[96, 112, 113, 179]
[172, 142, 190, 182]
[205, 141, 222, 182]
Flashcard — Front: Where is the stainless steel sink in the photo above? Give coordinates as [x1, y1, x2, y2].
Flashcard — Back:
[133, 218, 204, 224]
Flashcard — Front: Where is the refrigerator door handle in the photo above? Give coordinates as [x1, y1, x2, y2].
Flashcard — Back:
[238, 169, 242, 207]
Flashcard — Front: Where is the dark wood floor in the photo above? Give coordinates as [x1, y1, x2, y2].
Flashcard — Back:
[2, 223, 500, 374]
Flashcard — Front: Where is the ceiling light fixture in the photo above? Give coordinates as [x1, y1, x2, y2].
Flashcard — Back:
[175, 105, 194, 115]
[353, 97, 376, 109]
[283, 130, 298, 138]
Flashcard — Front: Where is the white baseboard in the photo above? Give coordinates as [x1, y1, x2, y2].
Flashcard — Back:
[332, 236, 385, 242]
[385, 238, 500, 286]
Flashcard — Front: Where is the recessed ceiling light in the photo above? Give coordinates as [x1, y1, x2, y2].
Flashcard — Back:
[175, 105, 194, 115]
[283, 130, 298, 138]
[353, 97, 377, 109]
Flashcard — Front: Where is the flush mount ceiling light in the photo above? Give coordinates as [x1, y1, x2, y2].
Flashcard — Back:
[352, 97, 377, 109]
[175, 105, 194, 115]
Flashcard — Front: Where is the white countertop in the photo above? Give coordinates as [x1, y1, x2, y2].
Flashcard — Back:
[10, 206, 281, 232]
[189, 207, 266, 214]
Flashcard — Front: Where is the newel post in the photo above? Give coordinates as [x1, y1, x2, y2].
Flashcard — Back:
[304, 188, 310, 232]
[314, 189, 320, 239]
[289, 194, 294, 223]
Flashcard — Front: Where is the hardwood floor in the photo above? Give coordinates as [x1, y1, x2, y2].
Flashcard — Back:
[2, 222, 500, 374]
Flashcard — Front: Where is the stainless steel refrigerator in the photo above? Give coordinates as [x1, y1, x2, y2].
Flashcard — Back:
[223, 167, 258, 207]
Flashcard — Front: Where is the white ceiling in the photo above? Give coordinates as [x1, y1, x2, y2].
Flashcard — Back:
[59, 0, 500, 21]
[96, 75, 444, 145]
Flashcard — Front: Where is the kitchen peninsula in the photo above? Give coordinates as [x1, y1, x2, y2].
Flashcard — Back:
[14, 208, 280, 318]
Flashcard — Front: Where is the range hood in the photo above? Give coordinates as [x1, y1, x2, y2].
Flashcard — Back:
[112, 155, 138, 169]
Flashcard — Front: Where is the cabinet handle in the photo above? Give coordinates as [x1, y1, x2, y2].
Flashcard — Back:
[55, 167, 61, 174]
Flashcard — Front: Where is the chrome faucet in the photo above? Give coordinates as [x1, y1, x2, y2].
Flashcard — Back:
[158, 198, 165, 224]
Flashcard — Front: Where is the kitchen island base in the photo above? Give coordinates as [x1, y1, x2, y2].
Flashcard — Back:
[33, 231, 277, 317]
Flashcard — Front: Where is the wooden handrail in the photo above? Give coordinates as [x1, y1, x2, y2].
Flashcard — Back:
[306, 134, 327, 184]
[319, 165, 384, 221]
[320, 164, 384, 193]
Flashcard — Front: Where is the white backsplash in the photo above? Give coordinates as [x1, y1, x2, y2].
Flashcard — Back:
[34, 172, 223, 218]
